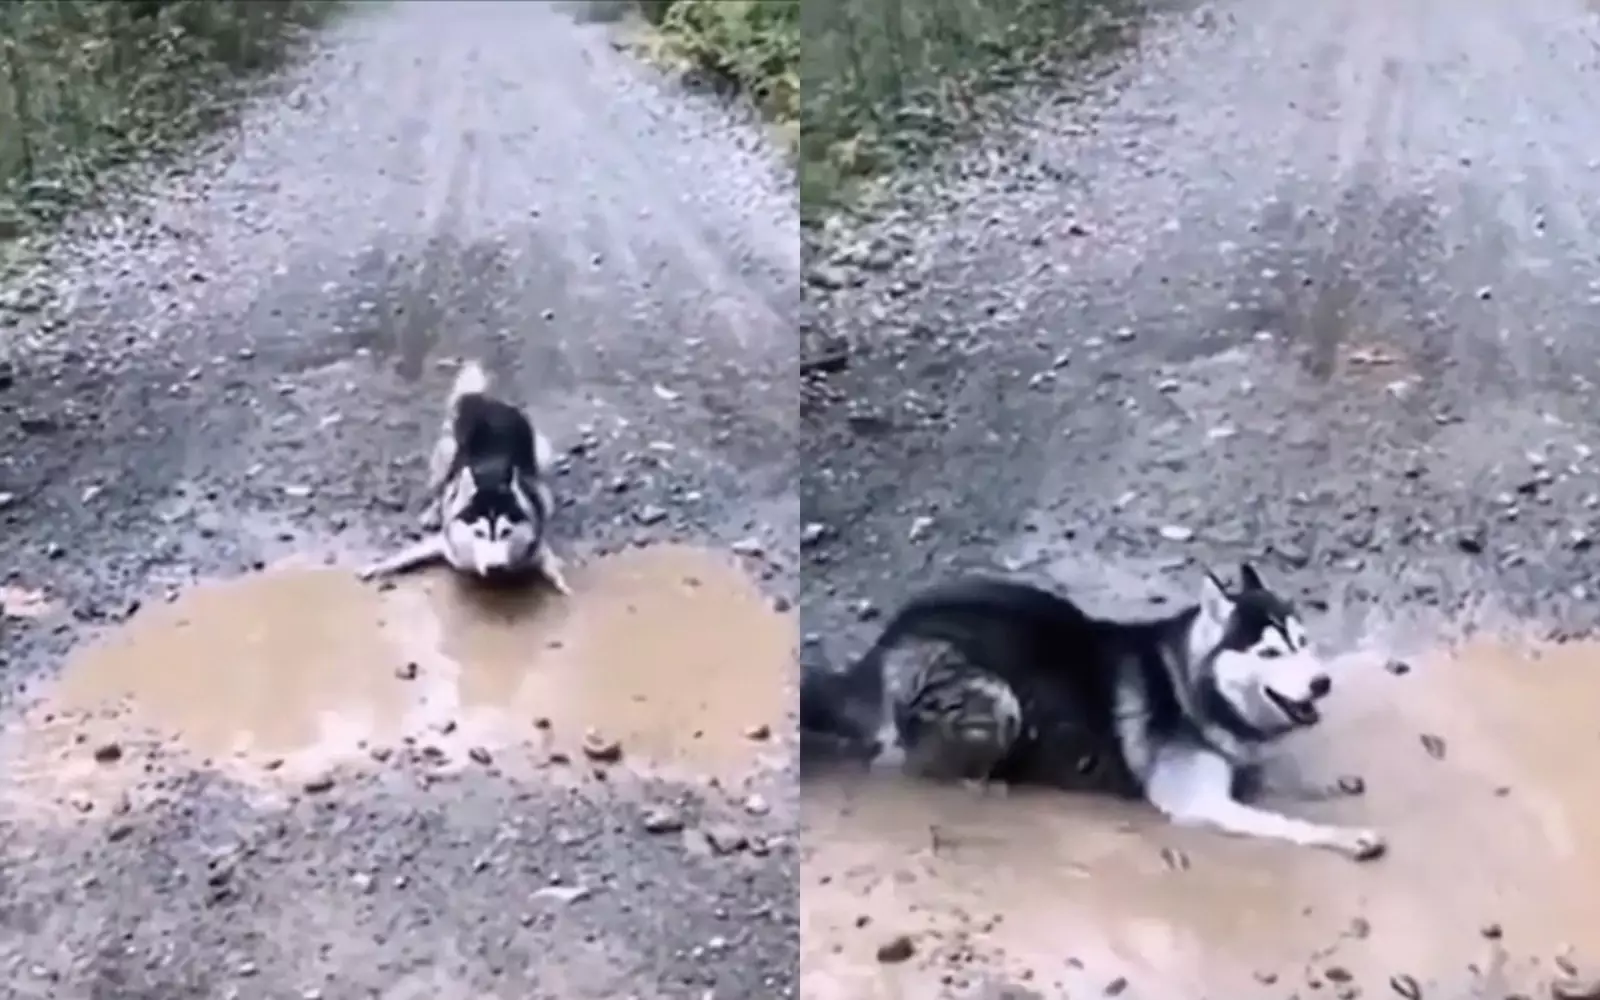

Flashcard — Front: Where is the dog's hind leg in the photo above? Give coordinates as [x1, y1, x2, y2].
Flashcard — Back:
[1145, 746, 1386, 862]
[899, 668, 1021, 784]
[532, 427, 555, 470]
[358, 535, 447, 582]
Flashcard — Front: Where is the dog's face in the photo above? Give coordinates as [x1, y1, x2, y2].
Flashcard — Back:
[1191, 562, 1330, 735]
[440, 466, 541, 577]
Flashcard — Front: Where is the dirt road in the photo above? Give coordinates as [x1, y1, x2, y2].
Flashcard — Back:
[0, 3, 798, 998]
[801, 1, 1600, 997]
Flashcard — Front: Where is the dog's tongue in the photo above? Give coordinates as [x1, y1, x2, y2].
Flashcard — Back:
[1270, 688, 1319, 725]
[1288, 695, 1320, 725]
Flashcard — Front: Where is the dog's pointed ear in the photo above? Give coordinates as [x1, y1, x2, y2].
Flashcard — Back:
[1197, 569, 1233, 626]
[1238, 561, 1265, 592]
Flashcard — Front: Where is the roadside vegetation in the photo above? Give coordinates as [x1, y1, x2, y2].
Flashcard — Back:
[0, 0, 337, 241]
[800, 0, 1143, 224]
[634, 0, 801, 149]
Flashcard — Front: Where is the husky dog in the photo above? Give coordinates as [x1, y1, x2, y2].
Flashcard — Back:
[358, 360, 571, 593]
[800, 564, 1384, 861]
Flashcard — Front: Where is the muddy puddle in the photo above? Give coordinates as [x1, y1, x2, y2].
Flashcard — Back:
[802, 638, 1600, 999]
[4, 543, 794, 812]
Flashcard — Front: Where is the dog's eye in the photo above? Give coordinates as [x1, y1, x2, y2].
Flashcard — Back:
[1258, 647, 1282, 660]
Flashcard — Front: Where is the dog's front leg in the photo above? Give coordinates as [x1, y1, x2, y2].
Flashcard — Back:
[536, 543, 574, 596]
[1146, 748, 1385, 862]
[1179, 797, 1386, 861]
[358, 536, 447, 582]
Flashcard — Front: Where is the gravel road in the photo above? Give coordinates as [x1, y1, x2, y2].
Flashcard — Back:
[0, 3, 798, 998]
[801, 1, 1600, 997]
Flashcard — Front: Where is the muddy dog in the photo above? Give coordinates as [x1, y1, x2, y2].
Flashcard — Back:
[359, 360, 571, 593]
[800, 564, 1383, 861]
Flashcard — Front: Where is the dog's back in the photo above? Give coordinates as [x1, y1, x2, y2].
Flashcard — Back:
[453, 395, 540, 475]
[438, 362, 549, 575]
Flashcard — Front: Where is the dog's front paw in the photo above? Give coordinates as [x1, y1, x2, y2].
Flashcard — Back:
[356, 565, 380, 582]
[539, 552, 574, 596]
[1330, 828, 1387, 862]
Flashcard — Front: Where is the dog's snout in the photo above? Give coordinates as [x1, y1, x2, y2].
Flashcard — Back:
[1308, 674, 1332, 699]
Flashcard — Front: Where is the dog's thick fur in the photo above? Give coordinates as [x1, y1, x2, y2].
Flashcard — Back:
[358, 361, 571, 592]
[800, 564, 1384, 861]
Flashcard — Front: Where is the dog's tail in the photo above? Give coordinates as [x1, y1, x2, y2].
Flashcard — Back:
[448, 359, 492, 408]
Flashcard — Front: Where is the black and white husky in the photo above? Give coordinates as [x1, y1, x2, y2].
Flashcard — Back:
[358, 360, 571, 592]
[800, 563, 1385, 862]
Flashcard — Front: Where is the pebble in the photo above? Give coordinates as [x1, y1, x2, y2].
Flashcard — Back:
[581, 731, 623, 763]
[1554, 978, 1600, 1000]
[530, 885, 592, 905]
[642, 807, 685, 834]
[1419, 734, 1447, 760]
[876, 935, 915, 963]
[800, 522, 830, 547]
[1158, 524, 1194, 542]
[633, 504, 668, 526]
[701, 823, 748, 855]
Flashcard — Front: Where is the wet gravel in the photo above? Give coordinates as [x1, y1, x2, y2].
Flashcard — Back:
[0, 2, 797, 997]
[802, 0, 1600, 995]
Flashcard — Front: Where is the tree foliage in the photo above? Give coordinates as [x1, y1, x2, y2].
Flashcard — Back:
[800, 0, 1142, 223]
[0, 0, 335, 236]
[641, 0, 799, 139]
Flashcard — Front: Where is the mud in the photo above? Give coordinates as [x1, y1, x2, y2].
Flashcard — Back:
[802, 637, 1600, 999]
[0, 2, 798, 992]
[6, 544, 794, 810]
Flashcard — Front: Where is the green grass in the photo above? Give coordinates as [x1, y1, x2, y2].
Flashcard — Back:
[635, 0, 800, 149]
[0, 0, 340, 239]
[800, 0, 1143, 224]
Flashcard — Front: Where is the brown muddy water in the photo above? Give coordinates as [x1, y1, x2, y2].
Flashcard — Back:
[3, 543, 796, 813]
[801, 639, 1600, 1000]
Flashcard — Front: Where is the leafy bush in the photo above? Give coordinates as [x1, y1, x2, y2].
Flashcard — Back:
[800, 0, 1143, 223]
[0, 0, 337, 237]
[640, 0, 799, 140]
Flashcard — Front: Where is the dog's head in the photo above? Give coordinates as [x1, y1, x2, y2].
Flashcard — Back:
[441, 465, 542, 578]
[1189, 562, 1330, 736]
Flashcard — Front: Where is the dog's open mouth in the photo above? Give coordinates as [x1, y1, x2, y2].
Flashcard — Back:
[1266, 687, 1321, 726]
